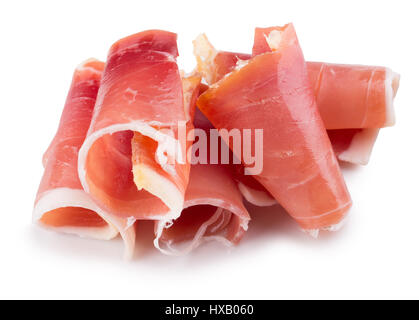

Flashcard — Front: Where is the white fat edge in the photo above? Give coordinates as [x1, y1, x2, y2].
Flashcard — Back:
[237, 182, 277, 207]
[193, 33, 252, 90]
[153, 198, 250, 256]
[299, 201, 352, 238]
[155, 207, 226, 256]
[303, 215, 349, 239]
[193, 34, 218, 85]
[209, 209, 232, 233]
[33, 188, 118, 240]
[181, 71, 201, 122]
[125, 216, 137, 231]
[34, 187, 137, 259]
[384, 68, 400, 127]
[338, 129, 380, 165]
[132, 162, 184, 218]
[266, 28, 297, 51]
[76, 58, 103, 74]
[235, 57, 250, 70]
[303, 228, 319, 239]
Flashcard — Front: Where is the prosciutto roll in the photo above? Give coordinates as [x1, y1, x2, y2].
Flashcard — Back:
[197, 24, 352, 232]
[194, 32, 399, 209]
[33, 59, 120, 243]
[78, 31, 194, 258]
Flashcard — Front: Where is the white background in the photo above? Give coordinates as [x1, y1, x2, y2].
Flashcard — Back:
[0, 0, 417, 299]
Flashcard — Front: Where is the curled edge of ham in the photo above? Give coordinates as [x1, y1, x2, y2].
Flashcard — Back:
[33, 59, 135, 259]
[77, 126, 183, 260]
[33, 188, 119, 241]
[384, 68, 400, 127]
[333, 128, 380, 165]
[154, 196, 250, 256]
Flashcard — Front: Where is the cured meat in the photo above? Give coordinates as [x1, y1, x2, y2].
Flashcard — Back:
[197, 24, 352, 232]
[33, 59, 120, 242]
[305, 62, 399, 129]
[193, 34, 399, 163]
[194, 32, 399, 208]
[78, 30, 190, 223]
[154, 109, 250, 255]
[253, 27, 399, 129]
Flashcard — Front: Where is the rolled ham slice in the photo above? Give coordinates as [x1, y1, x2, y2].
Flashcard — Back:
[33, 59, 120, 243]
[253, 27, 399, 129]
[154, 109, 250, 255]
[194, 32, 399, 209]
[197, 24, 352, 232]
[78, 31, 191, 258]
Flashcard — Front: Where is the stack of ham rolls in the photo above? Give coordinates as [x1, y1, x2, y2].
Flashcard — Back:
[33, 24, 399, 259]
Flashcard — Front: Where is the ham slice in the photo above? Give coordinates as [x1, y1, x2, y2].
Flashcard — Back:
[253, 27, 399, 129]
[193, 33, 400, 164]
[194, 32, 399, 208]
[78, 31, 193, 259]
[154, 109, 250, 255]
[306, 62, 399, 129]
[33, 59, 120, 242]
[197, 24, 352, 232]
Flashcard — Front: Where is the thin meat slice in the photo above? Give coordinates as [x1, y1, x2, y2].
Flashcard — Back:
[306, 62, 399, 129]
[154, 109, 250, 255]
[253, 27, 399, 129]
[33, 59, 120, 243]
[197, 24, 352, 232]
[78, 31, 191, 254]
[193, 34, 399, 163]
